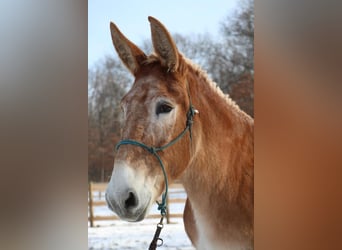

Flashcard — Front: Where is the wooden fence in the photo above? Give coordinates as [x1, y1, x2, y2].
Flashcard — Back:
[88, 182, 186, 227]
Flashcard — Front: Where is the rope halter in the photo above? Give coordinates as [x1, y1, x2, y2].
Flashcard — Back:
[115, 104, 197, 216]
[115, 80, 198, 216]
[114, 80, 198, 250]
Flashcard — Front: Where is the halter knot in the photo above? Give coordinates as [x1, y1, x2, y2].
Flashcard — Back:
[157, 201, 167, 216]
[186, 106, 197, 126]
[148, 147, 157, 155]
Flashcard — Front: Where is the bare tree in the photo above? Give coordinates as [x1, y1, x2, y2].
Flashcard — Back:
[216, 0, 254, 116]
[218, 0, 254, 90]
[88, 56, 132, 181]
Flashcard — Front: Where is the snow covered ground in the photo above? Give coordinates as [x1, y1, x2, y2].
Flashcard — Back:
[88, 219, 194, 250]
[88, 187, 195, 250]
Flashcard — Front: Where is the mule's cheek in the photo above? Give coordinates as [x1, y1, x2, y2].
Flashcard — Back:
[149, 173, 168, 204]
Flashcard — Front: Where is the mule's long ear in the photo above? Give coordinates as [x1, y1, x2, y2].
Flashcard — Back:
[148, 16, 179, 72]
[110, 22, 146, 75]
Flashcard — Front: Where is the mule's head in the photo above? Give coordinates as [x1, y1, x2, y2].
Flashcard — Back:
[106, 17, 194, 221]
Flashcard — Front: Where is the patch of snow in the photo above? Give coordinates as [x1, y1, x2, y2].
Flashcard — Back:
[88, 219, 194, 250]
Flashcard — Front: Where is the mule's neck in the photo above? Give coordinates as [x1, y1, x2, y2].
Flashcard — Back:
[182, 65, 254, 211]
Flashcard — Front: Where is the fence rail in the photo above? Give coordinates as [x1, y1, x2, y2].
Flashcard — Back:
[88, 182, 186, 227]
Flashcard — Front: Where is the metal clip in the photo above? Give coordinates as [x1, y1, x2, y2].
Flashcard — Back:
[149, 216, 165, 250]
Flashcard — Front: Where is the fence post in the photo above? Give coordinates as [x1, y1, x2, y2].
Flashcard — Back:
[88, 182, 94, 227]
[166, 195, 170, 224]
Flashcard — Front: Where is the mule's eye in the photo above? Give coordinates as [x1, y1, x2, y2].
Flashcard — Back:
[156, 102, 173, 115]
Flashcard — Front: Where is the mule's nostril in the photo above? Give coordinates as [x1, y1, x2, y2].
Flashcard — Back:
[124, 191, 137, 209]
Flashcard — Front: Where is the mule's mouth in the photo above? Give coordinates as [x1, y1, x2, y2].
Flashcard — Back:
[130, 203, 150, 222]
[121, 200, 150, 222]
[105, 192, 151, 222]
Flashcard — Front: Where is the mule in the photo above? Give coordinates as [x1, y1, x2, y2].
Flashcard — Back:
[105, 16, 254, 250]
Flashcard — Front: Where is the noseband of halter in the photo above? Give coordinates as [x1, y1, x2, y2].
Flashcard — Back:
[115, 80, 197, 216]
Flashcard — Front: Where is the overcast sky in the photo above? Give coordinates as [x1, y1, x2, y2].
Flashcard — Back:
[88, 0, 238, 68]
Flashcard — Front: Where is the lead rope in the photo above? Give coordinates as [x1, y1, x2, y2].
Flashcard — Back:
[148, 216, 165, 250]
[115, 80, 198, 249]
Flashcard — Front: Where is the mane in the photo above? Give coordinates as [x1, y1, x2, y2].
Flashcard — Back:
[182, 56, 243, 113]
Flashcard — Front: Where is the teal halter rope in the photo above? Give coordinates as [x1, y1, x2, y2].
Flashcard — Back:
[115, 104, 197, 216]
